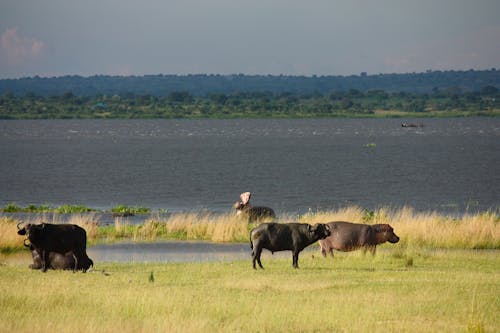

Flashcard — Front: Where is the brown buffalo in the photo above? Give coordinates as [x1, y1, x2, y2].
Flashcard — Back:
[318, 221, 399, 258]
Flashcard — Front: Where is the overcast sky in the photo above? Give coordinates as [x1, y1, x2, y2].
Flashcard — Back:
[1, 0, 499, 78]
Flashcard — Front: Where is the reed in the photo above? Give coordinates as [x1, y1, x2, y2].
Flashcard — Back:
[135, 212, 250, 242]
[298, 206, 499, 250]
[0, 217, 22, 254]
[2, 207, 498, 253]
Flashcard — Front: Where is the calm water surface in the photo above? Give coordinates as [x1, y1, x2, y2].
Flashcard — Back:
[1, 118, 499, 215]
[87, 241, 254, 263]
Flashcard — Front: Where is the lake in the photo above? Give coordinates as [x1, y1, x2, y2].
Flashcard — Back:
[1, 118, 499, 216]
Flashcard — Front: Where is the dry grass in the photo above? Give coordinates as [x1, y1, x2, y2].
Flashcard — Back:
[298, 206, 499, 249]
[0, 217, 22, 253]
[3, 206, 499, 252]
[135, 212, 250, 243]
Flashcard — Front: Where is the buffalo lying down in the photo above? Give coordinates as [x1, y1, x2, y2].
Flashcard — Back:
[234, 192, 276, 223]
[318, 221, 399, 258]
[250, 222, 330, 269]
[17, 223, 93, 272]
[25, 241, 93, 271]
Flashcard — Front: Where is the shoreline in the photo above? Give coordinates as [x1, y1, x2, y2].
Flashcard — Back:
[2, 206, 499, 254]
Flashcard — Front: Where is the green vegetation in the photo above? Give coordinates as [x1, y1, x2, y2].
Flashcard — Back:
[1, 203, 95, 213]
[111, 205, 150, 215]
[0, 203, 151, 215]
[2, 206, 498, 331]
[1, 70, 499, 97]
[0, 86, 499, 119]
[0, 250, 498, 332]
[1, 203, 94, 213]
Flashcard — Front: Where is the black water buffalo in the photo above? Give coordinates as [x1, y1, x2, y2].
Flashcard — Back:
[24, 240, 93, 271]
[250, 222, 331, 269]
[318, 221, 400, 258]
[233, 192, 275, 222]
[17, 223, 93, 272]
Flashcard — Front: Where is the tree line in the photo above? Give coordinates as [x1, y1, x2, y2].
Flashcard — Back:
[1, 86, 498, 119]
[1, 69, 499, 97]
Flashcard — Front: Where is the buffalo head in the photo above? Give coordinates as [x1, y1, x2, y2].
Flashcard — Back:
[309, 223, 331, 240]
[373, 224, 400, 243]
[17, 223, 45, 243]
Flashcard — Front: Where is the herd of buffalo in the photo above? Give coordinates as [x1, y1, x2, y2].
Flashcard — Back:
[16, 192, 400, 271]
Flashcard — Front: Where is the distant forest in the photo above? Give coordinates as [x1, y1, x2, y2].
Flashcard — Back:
[1, 69, 499, 97]
[0, 70, 499, 119]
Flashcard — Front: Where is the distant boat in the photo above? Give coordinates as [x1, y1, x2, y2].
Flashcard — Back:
[401, 123, 423, 128]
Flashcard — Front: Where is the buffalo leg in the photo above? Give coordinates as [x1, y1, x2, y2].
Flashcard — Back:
[292, 251, 300, 269]
[72, 253, 78, 272]
[42, 250, 49, 272]
[256, 250, 264, 269]
[252, 246, 263, 269]
[320, 246, 327, 257]
[73, 249, 87, 272]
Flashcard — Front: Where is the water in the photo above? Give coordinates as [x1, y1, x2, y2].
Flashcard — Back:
[87, 241, 253, 263]
[1, 118, 499, 216]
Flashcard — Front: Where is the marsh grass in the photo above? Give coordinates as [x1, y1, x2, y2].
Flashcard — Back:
[0, 250, 498, 332]
[2, 206, 499, 252]
[0, 217, 21, 254]
[111, 205, 150, 215]
[1, 203, 95, 213]
[298, 206, 500, 250]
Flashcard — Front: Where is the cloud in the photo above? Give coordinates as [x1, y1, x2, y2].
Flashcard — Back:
[0, 28, 45, 67]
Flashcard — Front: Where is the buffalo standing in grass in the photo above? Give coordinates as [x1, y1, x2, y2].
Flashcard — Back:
[318, 221, 399, 258]
[233, 192, 276, 223]
[250, 222, 331, 269]
[17, 223, 93, 272]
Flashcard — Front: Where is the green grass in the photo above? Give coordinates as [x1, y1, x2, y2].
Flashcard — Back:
[0, 250, 498, 332]
[1, 203, 95, 213]
[111, 205, 151, 215]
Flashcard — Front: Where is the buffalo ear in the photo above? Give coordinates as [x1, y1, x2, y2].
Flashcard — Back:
[240, 192, 251, 205]
[373, 224, 389, 233]
[17, 228, 26, 235]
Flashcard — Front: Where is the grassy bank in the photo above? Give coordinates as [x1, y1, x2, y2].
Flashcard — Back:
[0, 250, 498, 332]
[1, 206, 499, 254]
[1, 203, 150, 214]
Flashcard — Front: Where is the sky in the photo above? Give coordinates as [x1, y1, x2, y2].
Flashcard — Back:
[0, 0, 499, 79]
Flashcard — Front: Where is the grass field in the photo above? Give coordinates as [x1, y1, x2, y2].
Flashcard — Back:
[0, 249, 498, 332]
[1, 206, 498, 331]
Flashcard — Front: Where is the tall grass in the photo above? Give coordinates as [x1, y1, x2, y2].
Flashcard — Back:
[0, 217, 22, 254]
[299, 206, 499, 249]
[2, 206, 499, 253]
[132, 213, 250, 242]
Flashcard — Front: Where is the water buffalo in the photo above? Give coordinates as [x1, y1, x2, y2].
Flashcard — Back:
[17, 222, 93, 272]
[318, 221, 399, 258]
[233, 192, 276, 223]
[24, 240, 93, 271]
[250, 222, 331, 269]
